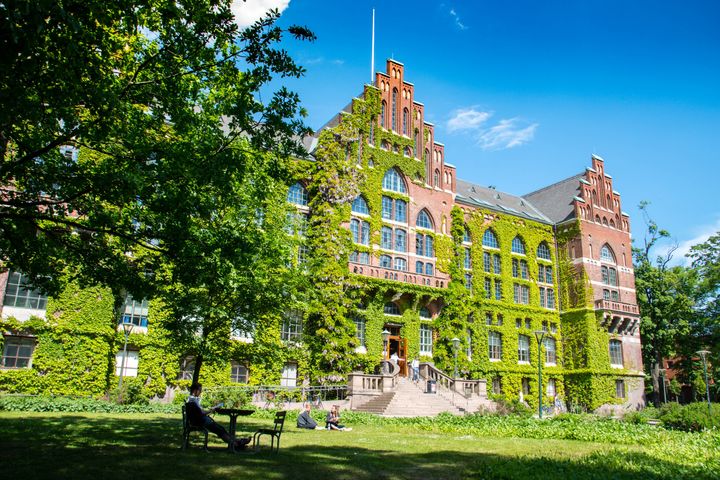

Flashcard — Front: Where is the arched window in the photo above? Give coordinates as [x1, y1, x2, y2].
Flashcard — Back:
[384, 302, 400, 315]
[392, 89, 398, 131]
[379, 254, 392, 268]
[463, 226, 471, 243]
[424, 149, 430, 166]
[287, 182, 308, 206]
[351, 196, 369, 215]
[402, 108, 408, 135]
[394, 257, 406, 271]
[419, 307, 431, 319]
[416, 210, 433, 230]
[537, 242, 551, 260]
[482, 229, 499, 249]
[414, 130, 420, 158]
[416, 261, 424, 274]
[381, 101, 386, 127]
[511, 236, 526, 254]
[433, 169, 440, 187]
[425, 263, 433, 275]
[382, 168, 406, 193]
[600, 244, 616, 263]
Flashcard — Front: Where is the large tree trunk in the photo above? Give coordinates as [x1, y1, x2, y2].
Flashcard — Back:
[192, 354, 204, 385]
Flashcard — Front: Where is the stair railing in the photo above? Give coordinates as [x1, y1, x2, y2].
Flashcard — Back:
[419, 363, 488, 408]
[347, 360, 400, 400]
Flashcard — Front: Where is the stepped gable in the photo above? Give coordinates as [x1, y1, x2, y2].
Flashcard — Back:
[522, 173, 584, 224]
[455, 178, 552, 224]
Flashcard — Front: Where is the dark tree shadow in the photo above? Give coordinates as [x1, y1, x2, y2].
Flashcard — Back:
[0, 415, 711, 480]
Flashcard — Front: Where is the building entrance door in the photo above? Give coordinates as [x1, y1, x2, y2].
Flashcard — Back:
[384, 324, 408, 376]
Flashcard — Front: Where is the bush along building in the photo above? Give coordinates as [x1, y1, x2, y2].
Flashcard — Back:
[0, 59, 643, 412]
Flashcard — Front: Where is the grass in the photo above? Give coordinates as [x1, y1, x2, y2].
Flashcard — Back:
[1, 411, 718, 479]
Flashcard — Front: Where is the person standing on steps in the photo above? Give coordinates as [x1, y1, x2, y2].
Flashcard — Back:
[411, 356, 420, 384]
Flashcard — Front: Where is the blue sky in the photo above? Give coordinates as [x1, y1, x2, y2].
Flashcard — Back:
[245, 0, 720, 263]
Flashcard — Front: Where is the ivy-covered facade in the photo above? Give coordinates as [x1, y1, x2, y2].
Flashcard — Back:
[0, 59, 643, 411]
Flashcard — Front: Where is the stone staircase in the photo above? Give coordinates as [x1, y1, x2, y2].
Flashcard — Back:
[354, 377, 464, 417]
[354, 391, 396, 414]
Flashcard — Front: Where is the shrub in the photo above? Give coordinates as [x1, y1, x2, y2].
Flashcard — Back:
[0, 395, 178, 414]
[659, 402, 720, 431]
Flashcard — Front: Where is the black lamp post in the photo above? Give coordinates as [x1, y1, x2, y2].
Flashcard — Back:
[451, 337, 460, 378]
[118, 323, 134, 403]
[697, 350, 712, 417]
[659, 368, 667, 404]
[534, 330, 546, 418]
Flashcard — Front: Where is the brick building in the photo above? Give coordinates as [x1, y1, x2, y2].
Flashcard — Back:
[0, 59, 644, 411]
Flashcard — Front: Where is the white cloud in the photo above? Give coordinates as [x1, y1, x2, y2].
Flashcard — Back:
[447, 108, 492, 132]
[478, 118, 538, 150]
[449, 8, 467, 30]
[231, 0, 291, 29]
[659, 217, 720, 266]
[446, 109, 538, 150]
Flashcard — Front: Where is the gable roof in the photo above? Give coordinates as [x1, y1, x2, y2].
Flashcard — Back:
[523, 174, 584, 224]
[455, 179, 552, 224]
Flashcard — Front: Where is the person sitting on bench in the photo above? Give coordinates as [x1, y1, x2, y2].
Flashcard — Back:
[297, 402, 321, 429]
[187, 382, 250, 449]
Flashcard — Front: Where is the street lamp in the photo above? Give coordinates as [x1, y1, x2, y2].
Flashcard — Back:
[382, 329, 390, 359]
[658, 368, 668, 404]
[118, 323, 134, 403]
[451, 337, 460, 378]
[534, 331, 546, 419]
[697, 350, 712, 417]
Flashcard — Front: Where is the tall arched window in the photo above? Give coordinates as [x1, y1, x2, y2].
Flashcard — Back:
[433, 169, 440, 187]
[391, 89, 397, 131]
[463, 226, 471, 243]
[287, 182, 308, 206]
[382, 168, 407, 193]
[600, 244, 616, 263]
[384, 302, 400, 315]
[414, 130, 420, 158]
[381, 101, 386, 127]
[351, 196, 369, 215]
[402, 108, 409, 135]
[537, 242, 551, 260]
[511, 236, 526, 254]
[416, 210, 433, 230]
[483, 229, 499, 249]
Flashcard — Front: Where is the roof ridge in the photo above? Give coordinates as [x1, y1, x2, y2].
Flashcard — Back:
[523, 172, 584, 197]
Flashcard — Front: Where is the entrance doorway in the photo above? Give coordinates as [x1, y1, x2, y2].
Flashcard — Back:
[384, 324, 407, 376]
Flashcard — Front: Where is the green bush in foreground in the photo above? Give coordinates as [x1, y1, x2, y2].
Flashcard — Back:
[658, 402, 720, 431]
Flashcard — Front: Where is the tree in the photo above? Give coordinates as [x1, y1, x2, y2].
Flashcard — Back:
[633, 203, 697, 405]
[0, 1, 314, 302]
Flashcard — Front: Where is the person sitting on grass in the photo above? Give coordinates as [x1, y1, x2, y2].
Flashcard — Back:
[186, 382, 251, 449]
[325, 405, 352, 431]
[297, 402, 322, 429]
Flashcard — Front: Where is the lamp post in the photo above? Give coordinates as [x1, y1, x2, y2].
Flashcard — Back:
[697, 350, 712, 417]
[451, 337, 460, 378]
[118, 323, 134, 403]
[658, 368, 667, 404]
[534, 331, 546, 419]
[382, 328, 390, 360]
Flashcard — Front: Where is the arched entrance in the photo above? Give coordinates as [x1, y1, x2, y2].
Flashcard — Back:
[384, 323, 407, 376]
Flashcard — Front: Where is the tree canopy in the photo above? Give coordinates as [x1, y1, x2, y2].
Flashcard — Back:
[0, 1, 314, 301]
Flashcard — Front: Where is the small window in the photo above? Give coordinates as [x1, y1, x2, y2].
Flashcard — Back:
[537, 242, 552, 260]
[546, 378, 556, 397]
[511, 236, 526, 255]
[384, 302, 401, 315]
[351, 196, 370, 215]
[281, 310, 303, 342]
[419, 307, 431, 319]
[610, 339, 623, 366]
[482, 230, 499, 249]
[489, 331, 502, 360]
[287, 182, 308, 206]
[3, 272, 48, 310]
[544, 337, 557, 364]
[394, 229, 406, 251]
[416, 261, 424, 274]
[486, 313, 493, 326]
[354, 317, 366, 347]
[379, 255, 392, 268]
[416, 210, 433, 230]
[518, 335, 530, 362]
[464, 248, 472, 270]
[600, 244, 616, 263]
[492, 377, 502, 394]
[465, 273, 472, 291]
[115, 349, 139, 377]
[616, 379, 625, 399]
[425, 263, 434, 275]
[120, 296, 149, 328]
[1, 336, 35, 368]
[419, 324, 433, 355]
[281, 362, 298, 387]
[393, 257, 407, 271]
[231, 362, 249, 383]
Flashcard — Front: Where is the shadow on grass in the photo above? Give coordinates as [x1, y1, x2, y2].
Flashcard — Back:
[0, 414, 710, 480]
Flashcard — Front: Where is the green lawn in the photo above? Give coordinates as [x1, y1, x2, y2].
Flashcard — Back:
[1, 412, 717, 479]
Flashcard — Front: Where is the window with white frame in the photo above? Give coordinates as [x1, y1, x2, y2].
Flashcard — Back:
[511, 236, 526, 254]
[384, 302, 401, 315]
[544, 337, 557, 364]
[546, 378, 556, 397]
[393, 257, 407, 271]
[518, 335, 530, 363]
[1, 336, 35, 368]
[351, 196, 370, 215]
[609, 339, 623, 367]
[416, 210, 433, 230]
[281, 310, 303, 342]
[382, 168, 407, 193]
[379, 255, 392, 268]
[465, 273, 472, 291]
[115, 349, 139, 377]
[350, 219, 370, 245]
[354, 316, 366, 347]
[464, 248, 472, 270]
[281, 362, 298, 387]
[231, 361, 249, 383]
[120, 296, 149, 327]
[287, 182, 308, 205]
[615, 379, 625, 399]
[3, 272, 48, 310]
[482, 229, 499, 249]
[537, 242, 552, 260]
[416, 234, 434, 257]
[419, 324, 433, 355]
[489, 331, 502, 360]
[513, 284, 529, 304]
[600, 244, 616, 263]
